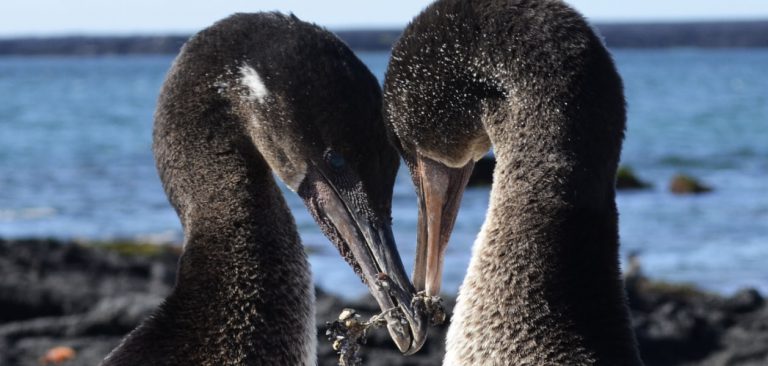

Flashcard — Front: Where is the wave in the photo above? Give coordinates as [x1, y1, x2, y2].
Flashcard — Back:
[0, 207, 57, 221]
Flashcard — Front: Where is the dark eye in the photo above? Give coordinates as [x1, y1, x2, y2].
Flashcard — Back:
[326, 151, 346, 171]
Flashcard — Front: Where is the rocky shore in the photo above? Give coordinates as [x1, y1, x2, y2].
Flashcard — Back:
[1, 238, 766, 365]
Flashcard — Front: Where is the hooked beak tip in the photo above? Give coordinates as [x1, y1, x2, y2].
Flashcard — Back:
[354, 220, 431, 354]
[384, 303, 429, 355]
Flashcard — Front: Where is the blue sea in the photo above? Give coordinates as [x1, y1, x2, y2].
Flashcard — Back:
[1, 49, 766, 297]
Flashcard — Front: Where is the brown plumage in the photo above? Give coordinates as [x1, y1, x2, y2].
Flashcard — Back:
[384, 0, 644, 364]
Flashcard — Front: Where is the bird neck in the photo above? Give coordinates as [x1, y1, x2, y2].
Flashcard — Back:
[445, 135, 641, 364]
[175, 167, 316, 365]
[106, 156, 316, 366]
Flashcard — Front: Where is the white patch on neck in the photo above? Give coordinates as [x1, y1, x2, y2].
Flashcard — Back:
[239, 65, 269, 103]
[444, 218, 490, 366]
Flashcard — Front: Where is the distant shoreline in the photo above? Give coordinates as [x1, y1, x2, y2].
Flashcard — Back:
[1, 20, 767, 56]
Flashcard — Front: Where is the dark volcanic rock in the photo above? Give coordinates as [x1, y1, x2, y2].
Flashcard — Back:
[724, 289, 764, 313]
[616, 166, 652, 190]
[670, 174, 713, 194]
[2, 239, 768, 365]
[626, 276, 768, 366]
[0, 238, 176, 324]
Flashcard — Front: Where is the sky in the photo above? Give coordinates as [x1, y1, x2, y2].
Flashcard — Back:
[1, 0, 768, 37]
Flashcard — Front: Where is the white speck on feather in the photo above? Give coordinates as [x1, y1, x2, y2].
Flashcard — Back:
[239, 65, 269, 103]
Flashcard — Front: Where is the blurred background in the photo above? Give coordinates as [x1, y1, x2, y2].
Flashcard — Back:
[1, 0, 766, 296]
[1, 1, 767, 365]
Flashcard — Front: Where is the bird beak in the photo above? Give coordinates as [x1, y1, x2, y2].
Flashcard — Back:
[411, 154, 474, 296]
[299, 170, 428, 355]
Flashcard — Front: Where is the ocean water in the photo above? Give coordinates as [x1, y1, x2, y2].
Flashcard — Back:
[1, 49, 766, 296]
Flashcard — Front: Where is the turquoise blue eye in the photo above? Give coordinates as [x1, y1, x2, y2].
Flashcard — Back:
[328, 152, 346, 170]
